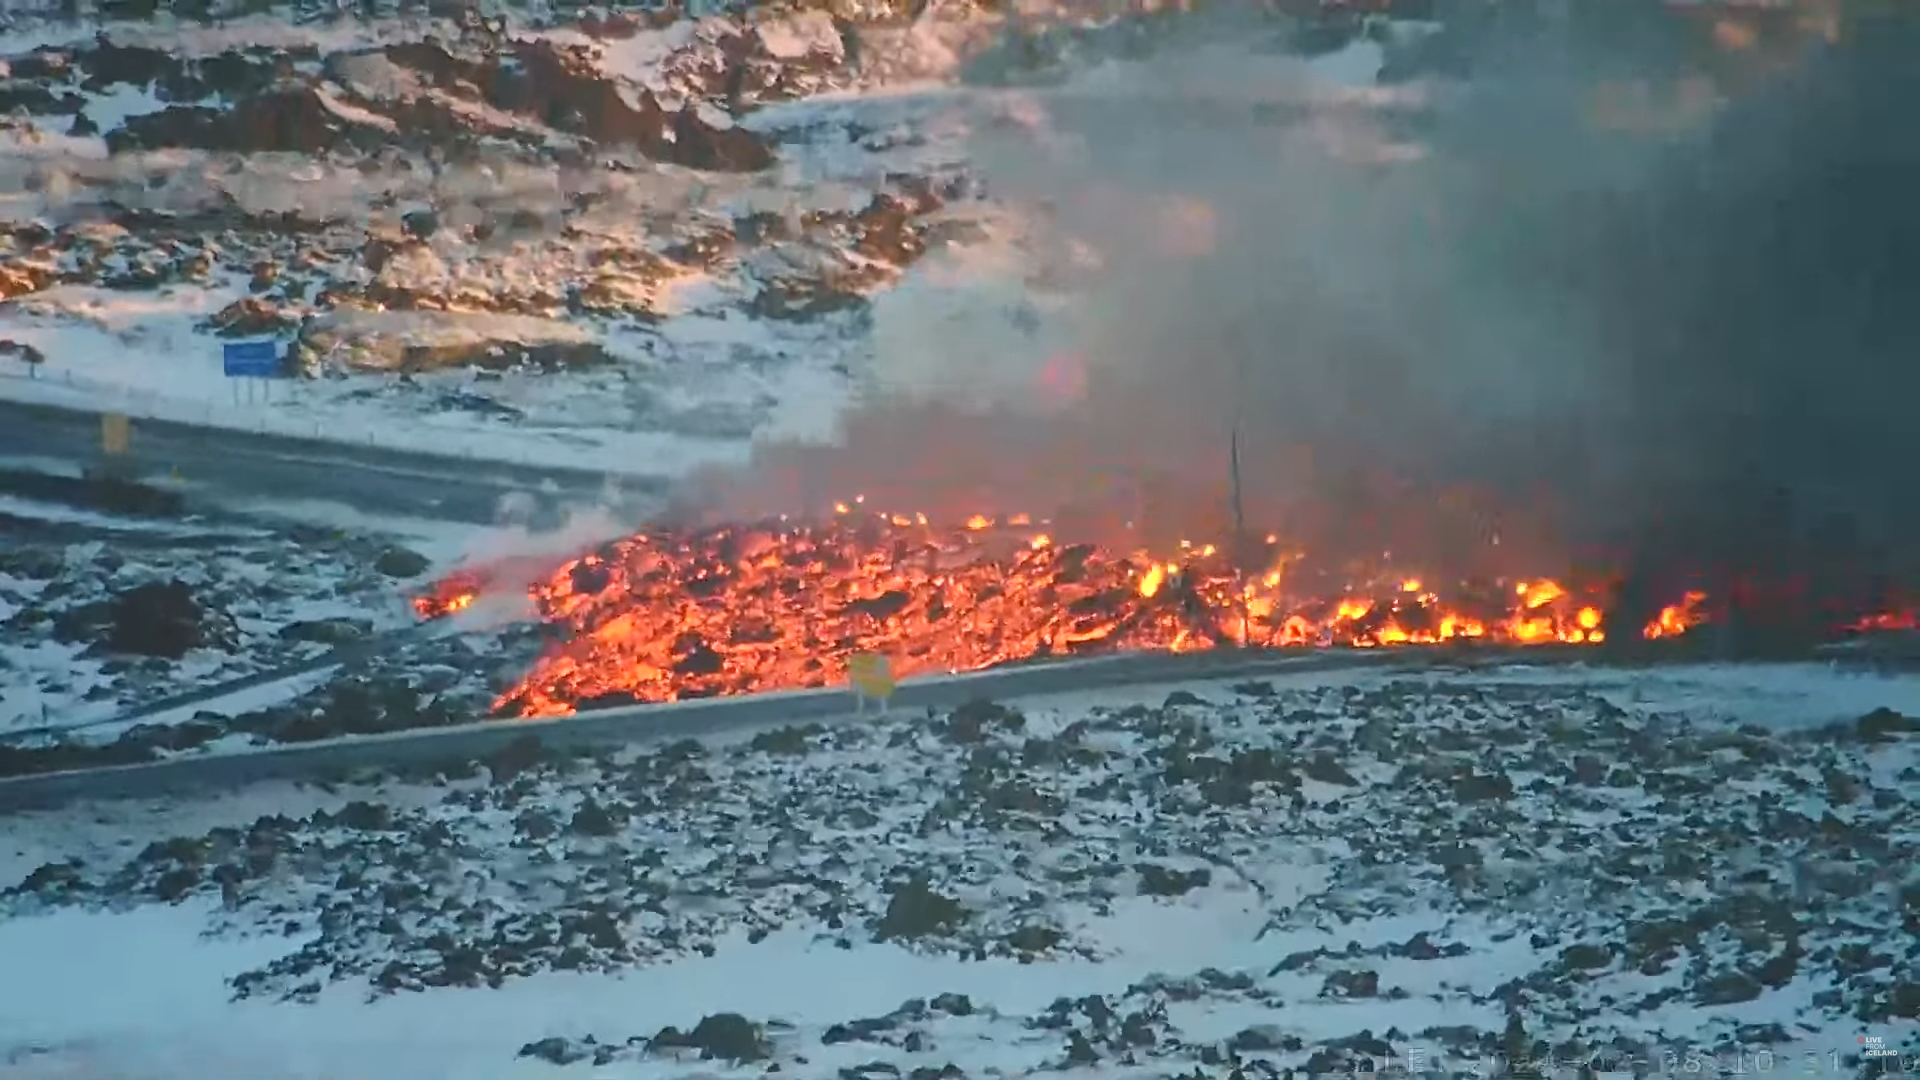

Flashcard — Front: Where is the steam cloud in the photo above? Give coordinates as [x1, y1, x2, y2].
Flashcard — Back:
[684, 12, 1920, 622]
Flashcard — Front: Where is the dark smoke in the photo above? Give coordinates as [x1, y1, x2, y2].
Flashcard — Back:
[685, 7, 1920, 640]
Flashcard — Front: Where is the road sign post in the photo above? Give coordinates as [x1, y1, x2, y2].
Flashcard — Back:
[222, 340, 281, 404]
[848, 653, 895, 713]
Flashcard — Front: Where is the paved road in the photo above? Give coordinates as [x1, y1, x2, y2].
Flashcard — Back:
[0, 648, 1446, 811]
[0, 398, 671, 525]
[3, 621, 456, 742]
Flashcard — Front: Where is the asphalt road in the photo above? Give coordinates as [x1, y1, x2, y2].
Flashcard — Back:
[0, 398, 671, 525]
[0, 648, 1431, 811]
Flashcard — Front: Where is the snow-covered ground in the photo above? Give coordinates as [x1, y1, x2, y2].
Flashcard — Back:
[0, 481, 536, 760]
[0, 496, 416, 729]
[1, 666, 1914, 1079]
[0, 3, 1414, 475]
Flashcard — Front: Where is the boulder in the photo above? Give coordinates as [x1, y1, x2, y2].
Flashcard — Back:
[105, 580, 230, 660]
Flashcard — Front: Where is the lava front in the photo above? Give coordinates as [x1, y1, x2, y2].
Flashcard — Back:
[416, 511, 1710, 718]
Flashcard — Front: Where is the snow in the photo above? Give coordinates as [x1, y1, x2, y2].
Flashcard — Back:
[756, 10, 843, 63]
[0, 23, 1427, 480]
[1480, 659, 1920, 732]
[0, 312, 773, 479]
[0, 886, 1277, 1080]
[2, 662, 1915, 1078]
[0, 493, 426, 736]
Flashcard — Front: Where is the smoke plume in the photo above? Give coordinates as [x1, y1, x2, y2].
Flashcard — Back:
[684, 10, 1920, 629]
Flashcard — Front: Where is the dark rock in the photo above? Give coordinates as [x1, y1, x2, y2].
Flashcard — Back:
[108, 87, 384, 155]
[1303, 751, 1358, 786]
[671, 106, 774, 171]
[104, 580, 226, 659]
[749, 724, 820, 756]
[487, 733, 548, 784]
[1856, 707, 1913, 742]
[333, 801, 393, 831]
[374, 547, 432, 578]
[1134, 863, 1212, 897]
[277, 618, 373, 644]
[1065, 1030, 1100, 1066]
[930, 992, 974, 1016]
[402, 209, 440, 240]
[1561, 943, 1614, 971]
[944, 699, 1023, 744]
[1695, 970, 1763, 1005]
[1229, 1025, 1286, 1051]
[568, 799, 621, 837]
[875, 878, 968, 941]
[1003, 925, 1063, 954]
[517, 1037, 587, 1065]
[1452, 769, 1515, 802]
[668, 1013, 769, 1062]
[201, 297, 297, 340]
[1321, 969, 1380, 998]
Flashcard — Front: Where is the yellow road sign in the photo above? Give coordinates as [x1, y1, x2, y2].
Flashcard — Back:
[100, 412, 129, 456]
[848, 652, 895, 701]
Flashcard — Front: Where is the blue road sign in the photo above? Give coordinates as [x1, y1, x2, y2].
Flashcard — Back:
[222, 340, 280, 378]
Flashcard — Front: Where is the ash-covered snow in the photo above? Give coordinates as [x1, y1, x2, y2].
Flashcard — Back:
[1, 668, 1914, 1079]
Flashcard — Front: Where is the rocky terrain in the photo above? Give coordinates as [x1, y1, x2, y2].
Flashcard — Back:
[0, 472, 549, 774]
[2, 671, 1915, 1077]
[0, 0, 1364, 455]
[0, 0, 1478, 468]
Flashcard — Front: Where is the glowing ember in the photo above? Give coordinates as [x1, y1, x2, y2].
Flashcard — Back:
[1645, 590, 1710, 640]
[413, 513, 1641, 719]
[411, 512, 1918, 719]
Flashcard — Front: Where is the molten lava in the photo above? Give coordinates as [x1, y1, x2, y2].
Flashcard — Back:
[412, 510, 1917, 719]
[414, 510, 1650, 719]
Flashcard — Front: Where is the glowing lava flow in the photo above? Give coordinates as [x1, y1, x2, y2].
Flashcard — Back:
[414, 511, 1691, 719]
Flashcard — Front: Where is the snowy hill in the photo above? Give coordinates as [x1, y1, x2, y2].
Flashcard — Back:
[0, 0, 1394, 470]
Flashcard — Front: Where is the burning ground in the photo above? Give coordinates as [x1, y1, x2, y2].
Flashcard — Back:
[0, 667, 1914, 1078]
[406, 506, 1920, 722]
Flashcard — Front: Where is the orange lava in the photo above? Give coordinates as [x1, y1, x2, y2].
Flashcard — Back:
[414, 512, 1662, 719]
[411, 511, 1920, 719]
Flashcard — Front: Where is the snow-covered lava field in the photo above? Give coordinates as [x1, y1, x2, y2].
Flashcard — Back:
[0, 476, 565, 774]
[0, 3, 1915, 1077]
[2, 665, 1917, 1078]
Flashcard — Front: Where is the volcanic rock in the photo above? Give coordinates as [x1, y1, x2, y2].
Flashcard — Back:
[1855, 707, 1914, 742]
[276, 618, 374, 644]
[374, 547, 432, 578]
[201, 298, 297, 340]
[670, 106, 775, 171]
[1451, 768, 1515, 802]
[1321, 968, 1380, 998]
[1134, 863, 1210, 897]
[1302, 750, 1359, 786]
[107, 87, 382, 155]
[94, 579, 230, 660]
[653, 1013, 772, 1062]
[875, 877, 969, 941]
[1561, 943, 1614, 971]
